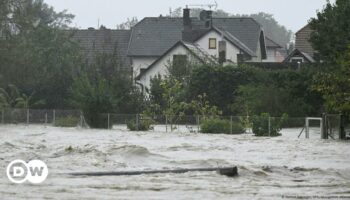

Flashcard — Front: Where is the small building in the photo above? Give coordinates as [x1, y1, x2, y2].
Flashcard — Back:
[284, 24, 317, 63]
[71, 8, 284, 91]
[263, 37, 285, 62]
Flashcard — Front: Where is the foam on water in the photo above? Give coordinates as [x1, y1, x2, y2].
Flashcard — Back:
[0, 125, 349, 199]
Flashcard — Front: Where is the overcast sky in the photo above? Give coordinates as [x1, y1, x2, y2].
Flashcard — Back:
[44, 0, 334, 32]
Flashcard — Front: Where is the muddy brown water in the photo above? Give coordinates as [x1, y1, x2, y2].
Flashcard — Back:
[0, 125, 349, 199]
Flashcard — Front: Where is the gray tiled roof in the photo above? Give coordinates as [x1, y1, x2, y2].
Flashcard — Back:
[70, 29, 132, 67]
[220, 29, 256, 56]
[127, 17, 183, 56]
[128, 17, 263, 57]
[212, 18, 262, 54]
[265, 37, 282, 48]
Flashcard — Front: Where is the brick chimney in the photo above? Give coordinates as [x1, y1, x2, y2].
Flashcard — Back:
[182, 8, 192, 42]
[183, 8, 191, 31]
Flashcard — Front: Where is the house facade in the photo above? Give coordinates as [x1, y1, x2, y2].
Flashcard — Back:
[263, 37, 285, 62]
[284, 24, 317, 63]
[72, 9, 284, 91]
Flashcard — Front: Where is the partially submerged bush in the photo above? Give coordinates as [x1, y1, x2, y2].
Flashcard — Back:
[54, 115, 80, 127]
[127, 118, 153, 131]
[251, 113, 288, 137]
[200, 118, 244, 134]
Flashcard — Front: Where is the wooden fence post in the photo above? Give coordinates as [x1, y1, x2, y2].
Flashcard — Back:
[26, 109, 29, 125]
[230, 116, 233, 135]
[268, 117, 271, 137]
[108, 113, 110, 130]
[1, 110, 4, 124]
[53, 110, 56, 125]
[340, 113, 345, 140]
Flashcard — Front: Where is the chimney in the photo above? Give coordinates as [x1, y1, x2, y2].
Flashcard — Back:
[182, 8, 193, 42]
[200, 10, 213, 28]
[206, 10, 213, 28]
[183, 8, 191, 31]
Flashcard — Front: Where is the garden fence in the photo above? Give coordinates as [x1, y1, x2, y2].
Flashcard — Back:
[0, 108, 347, 140]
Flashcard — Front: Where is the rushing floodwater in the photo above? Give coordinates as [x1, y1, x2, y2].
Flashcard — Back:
[0, 125, 349, 199]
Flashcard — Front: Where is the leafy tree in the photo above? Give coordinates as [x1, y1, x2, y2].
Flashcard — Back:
[70, 74, 115, 128]
[0, 0, 80, 109]
[148, 75, 166, 115]
[187, 65, 260, 114]
[309, 0, 350, 63]
[247, 12, 293, 47]
[313, 47, 350, 115]
[309, 0, 350, 115]
[70, 50, 145, 128]
[116, 17, 138, 30]
[0, 84, 44, 109]
[189, 93, 222, 117]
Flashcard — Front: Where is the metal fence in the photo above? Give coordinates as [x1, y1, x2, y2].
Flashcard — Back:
[0, 108, 83, 127]
[0, 108, 347, 140]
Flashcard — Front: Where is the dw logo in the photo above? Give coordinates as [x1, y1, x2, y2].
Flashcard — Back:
[6, 160, 49, 184]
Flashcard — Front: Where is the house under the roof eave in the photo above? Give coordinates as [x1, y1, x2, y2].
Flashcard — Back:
[127, 11, 268, 80]
[69, 28, 132, 68]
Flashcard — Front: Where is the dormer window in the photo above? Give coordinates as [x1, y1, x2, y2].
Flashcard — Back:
[209, 38, 217, 49]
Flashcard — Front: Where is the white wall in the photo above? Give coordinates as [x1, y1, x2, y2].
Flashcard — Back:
[131, 57, 158, 77]
[139, 45, 200, 90]
[195, 30, 243, 63]
[195, 31, 221, 57]
[226, 41, 240, 63]
[248, 41, 262, 62]
[263, 48, 277, 62]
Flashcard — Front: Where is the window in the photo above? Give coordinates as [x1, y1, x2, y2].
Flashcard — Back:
[209, 38, 217, 49]
[291, 58, 304, 63]
[172, 55, 188, 78]
[173, 55, 187, 66]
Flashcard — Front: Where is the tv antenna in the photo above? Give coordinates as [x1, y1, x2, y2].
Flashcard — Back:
[187, 1, 218, 10]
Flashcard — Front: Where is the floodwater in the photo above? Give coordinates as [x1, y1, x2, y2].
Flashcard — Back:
[0, 125, 349, 199]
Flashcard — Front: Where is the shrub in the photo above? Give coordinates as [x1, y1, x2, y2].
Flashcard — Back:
[200, 118, 244, 134]
[251, 113, 288, 137]
[127, 118, 153, 131]
[54, 115, 80, 127]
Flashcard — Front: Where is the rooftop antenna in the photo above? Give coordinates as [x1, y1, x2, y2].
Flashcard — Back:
[187, 1, 218, 10]
[97, 18, 100, 29]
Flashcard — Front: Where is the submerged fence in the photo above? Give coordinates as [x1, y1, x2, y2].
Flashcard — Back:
[0, 108, 348, 140]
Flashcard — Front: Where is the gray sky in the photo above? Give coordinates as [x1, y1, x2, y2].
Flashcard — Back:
[44, 0, 334, 32]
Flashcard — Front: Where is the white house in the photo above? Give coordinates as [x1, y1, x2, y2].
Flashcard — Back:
[72, 8, 284, 92]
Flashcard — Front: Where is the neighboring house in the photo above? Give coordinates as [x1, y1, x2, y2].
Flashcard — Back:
[70, 27, 132, 69]
[263, 37, 285, 62]
[72, 8, 283, 91]
[284, 24, 317, 63]
[137, 41, 218, 89]
[132, 9, 268, 90]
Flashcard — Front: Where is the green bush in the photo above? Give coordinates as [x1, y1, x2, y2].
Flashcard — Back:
[200, 118, 244, 134]
[54, 115, 80, 127]
[127, 118, 153, 131]
[251, 113, 288, 137]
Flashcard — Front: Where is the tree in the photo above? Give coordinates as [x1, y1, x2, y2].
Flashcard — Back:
[247, 12, 293, 47]
[70, 74, 115, 128]
[309, 0, 350, 115]
[0, 84, 44, 109]
[116, 17, 138, 30]
[309, 0, 350, 63]
[313, 47, 350, 115]
[187, 65, 259, 114]
[0, 0, 80, 109]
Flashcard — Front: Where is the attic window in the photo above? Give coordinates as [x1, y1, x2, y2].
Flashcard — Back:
[209, 38, 217, 49]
